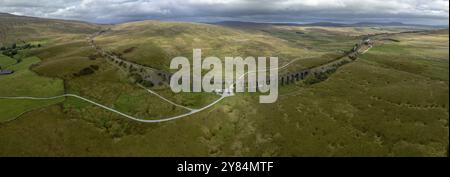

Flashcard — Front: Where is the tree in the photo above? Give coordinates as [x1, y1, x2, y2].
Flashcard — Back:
[11, 49, 18, 56]
[0, 46, 5, 51]
[76, 67, 95, 76]
[24, 44, 31, 49]
[142, 80, 155, 88]
[11, 43, 16, 49]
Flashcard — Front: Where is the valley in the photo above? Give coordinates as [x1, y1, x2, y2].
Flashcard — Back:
[0, 13, 448, 157]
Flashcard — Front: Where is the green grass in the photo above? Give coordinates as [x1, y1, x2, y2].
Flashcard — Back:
[0, 13, 101, 45]
[0, 54, 16, 69]
[364, 33, 449, 81]
[0, 18, 447, 156]
[0, 56, 65, 122]
[94, 21, 321, 72]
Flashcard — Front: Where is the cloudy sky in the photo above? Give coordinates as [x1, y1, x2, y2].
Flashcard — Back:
[0, 0, 448, 25]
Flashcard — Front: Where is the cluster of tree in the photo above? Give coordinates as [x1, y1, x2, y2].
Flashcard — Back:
[0, 43, 42, 58]
[1, 48, 17, 57]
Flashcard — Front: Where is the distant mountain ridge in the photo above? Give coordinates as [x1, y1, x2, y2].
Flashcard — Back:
[214, 21, 448, 28]
[1, 12, 447, 29]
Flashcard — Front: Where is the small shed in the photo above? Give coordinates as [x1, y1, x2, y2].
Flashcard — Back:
[0, 69, 14, 75]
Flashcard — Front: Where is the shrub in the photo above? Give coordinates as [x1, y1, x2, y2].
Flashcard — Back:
[74, 67, 95, 77]
[2, 49, 18, 58]
[10, 50, 18, 56]
[23, 44, 31, 49]
[123, 47, 136, 54]
[90, 65, 99, 70]
[141, 80, 155, 88]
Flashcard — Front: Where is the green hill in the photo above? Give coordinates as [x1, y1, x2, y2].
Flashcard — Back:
[93, 20, 323, 71]
[0, 13, 448, 157]
[0, 13, 102, 46]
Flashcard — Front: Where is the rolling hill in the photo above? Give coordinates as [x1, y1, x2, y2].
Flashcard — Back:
[0, 13, 448, 157]
[0, 13, 101, 46]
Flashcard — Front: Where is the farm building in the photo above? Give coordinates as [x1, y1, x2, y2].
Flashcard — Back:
[0, 69, 14, 75]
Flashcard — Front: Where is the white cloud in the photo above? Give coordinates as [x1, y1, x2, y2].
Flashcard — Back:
[0, 0, 448, 25]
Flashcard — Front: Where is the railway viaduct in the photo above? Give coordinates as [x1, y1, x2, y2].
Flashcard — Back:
[89, 31, 373, 89]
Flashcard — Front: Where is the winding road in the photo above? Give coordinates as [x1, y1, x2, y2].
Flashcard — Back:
[0, 30, 375, 123]
[0, 57, 302, 123]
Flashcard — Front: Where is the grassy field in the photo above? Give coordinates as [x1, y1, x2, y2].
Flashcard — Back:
[94, 21, 324, 71]
[0, 56, 65, 122]
[0, 54, 17, 68]
[0, 14, 448, 156]
[0, 13, 101, 46]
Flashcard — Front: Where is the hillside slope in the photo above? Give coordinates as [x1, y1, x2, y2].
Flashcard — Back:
[0, 13, 102, 45]
[0, 14, 448, 157]
[93, 20, 324, 71]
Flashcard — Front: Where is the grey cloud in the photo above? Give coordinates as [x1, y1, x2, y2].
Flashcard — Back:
[0, 0, 448, 25]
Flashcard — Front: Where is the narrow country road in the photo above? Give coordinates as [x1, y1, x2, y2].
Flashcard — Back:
[0, 57, 303, 123]
[0, 33, 376, 123]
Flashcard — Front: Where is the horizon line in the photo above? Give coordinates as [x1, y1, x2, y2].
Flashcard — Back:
[1, 12, 448, 27]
